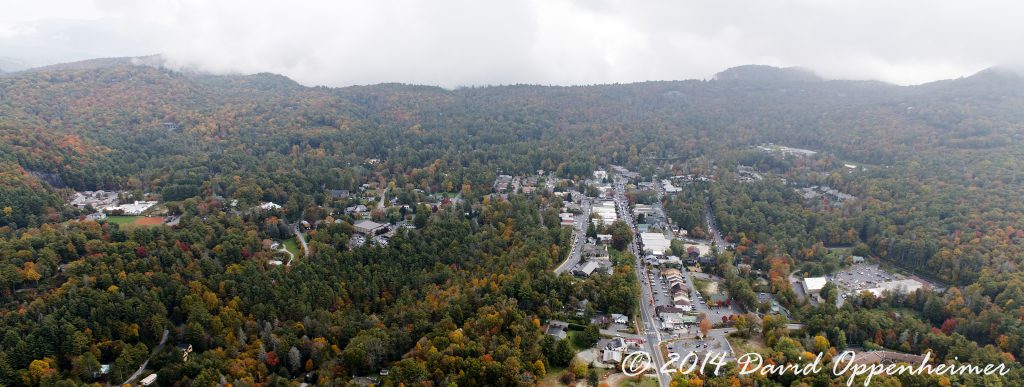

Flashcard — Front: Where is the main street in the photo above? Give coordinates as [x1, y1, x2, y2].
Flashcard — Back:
[704, 196, 728, 249]
[613, 174, 672, 387]
[554, 195, 592, 274]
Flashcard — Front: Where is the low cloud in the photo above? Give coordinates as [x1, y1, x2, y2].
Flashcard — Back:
[1, 0, 1021, 87]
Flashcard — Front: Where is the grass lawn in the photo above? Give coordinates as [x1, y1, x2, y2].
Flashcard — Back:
[104, 216, 166, 227]
[539, 365, 567, 386]
[104, 216, 140, 225]
[728, 335, 771, 357]
[619, 377, 660, 387]
[283, 238, 301, 257]
[693, 278, 711, 294]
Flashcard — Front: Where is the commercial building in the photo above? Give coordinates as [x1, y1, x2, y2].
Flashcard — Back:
[591, 200, 618, 225]
[866, 279, 924, 297]
[803, 277, 829, 300]
[69, 190, 118, 209]
[640, 232, 672, 256]
[354, 220, 387, 235]
[105, 200, 159, 215]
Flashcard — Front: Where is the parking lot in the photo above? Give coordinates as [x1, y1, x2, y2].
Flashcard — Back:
[641, 267, 744, 330]
[687, 272, 744, 323]
[645, 267, 686, 307]
[665, 334, 734, 362]
[834, 263, 899, 294]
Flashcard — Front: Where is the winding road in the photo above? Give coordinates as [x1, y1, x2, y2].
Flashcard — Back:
[117, 329, 169, 386]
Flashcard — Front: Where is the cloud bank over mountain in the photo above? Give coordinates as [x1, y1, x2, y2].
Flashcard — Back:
[1, 0, 1022, 87]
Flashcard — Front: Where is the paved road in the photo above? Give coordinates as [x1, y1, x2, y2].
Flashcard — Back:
[377, 187, 388, 209]
[600, 329, 642, 339]
[554, 197, 592, 274]
[613, 173, 671, 387]
[118, 329, 169, 386]
[292, 223, 310, 258]
[704, 196, 728, 248]
[277, 246, 295, 266]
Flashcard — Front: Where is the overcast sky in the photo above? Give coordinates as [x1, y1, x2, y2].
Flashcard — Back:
[1, 0, 1021, 87]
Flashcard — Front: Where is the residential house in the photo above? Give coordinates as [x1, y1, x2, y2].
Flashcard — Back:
[573, 261, 600, 277]
[329, 189, 351, 199]
[545, 321, 569, 341]
[611, 314, 629, 324]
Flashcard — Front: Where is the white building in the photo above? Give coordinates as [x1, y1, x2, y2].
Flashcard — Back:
[640, 232, 672, 256]
[259, 202, 282, 210]
[611, 314, 629, 324]
[593, 170, 608, 181]
[866, 279, 924, 297]
[661, 179, 682, 193]
[591, 200, 618, 225]
[140, 374, 158, 386]
[105, 201, 159, 215]
[574, 261, 601, 277]
[803, 277, 829, 300]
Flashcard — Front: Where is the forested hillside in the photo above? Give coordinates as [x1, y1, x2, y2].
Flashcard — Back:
[2, 59, 1024, 385]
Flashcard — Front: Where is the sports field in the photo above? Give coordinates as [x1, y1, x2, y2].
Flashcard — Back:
[104, 216, 167, 227]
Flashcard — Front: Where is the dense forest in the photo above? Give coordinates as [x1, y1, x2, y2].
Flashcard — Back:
[2, 59, 1024, 385]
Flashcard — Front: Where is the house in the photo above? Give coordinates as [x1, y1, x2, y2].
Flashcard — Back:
[300, 220, 311, 230]
[345, 204, 369, 215]
[573, 261, 600, 277]
[86, 212, 107, 221]
[606, 337, 628, 351]
[582, 244, 610, 261]
[176, 343, 193, 362]
[598, 350, 622, 364]
[92, 364, 110, 379]
[602, 349, 624, 363]
[596, 234, 613, 244]
[611, 314, 629, 324]
[354, 220, 387, 235]
[259, 202, 282, 211]
[851, 255, 866, 264]
[593, 170, 608, 180]
[329, 189, 351, 199]
[545, 321, 569, 340]
[493, 175, 513, 192]
[139, 374, 158, 386]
